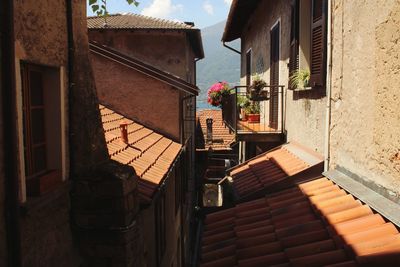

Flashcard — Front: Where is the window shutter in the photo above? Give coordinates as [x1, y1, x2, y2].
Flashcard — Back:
[310, 0, 327, 87]
[289, 0, 299, 85]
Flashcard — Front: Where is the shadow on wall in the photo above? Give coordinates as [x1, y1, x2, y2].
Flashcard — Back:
[293, 86, 326, 100]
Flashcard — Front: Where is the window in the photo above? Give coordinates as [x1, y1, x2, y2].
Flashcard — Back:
[245, 49, 252, 87]
[20, 62, 63, 197]
[155, 191, 166, 265]
[22, 64, 47, 179]
[289, 0, 327, 89]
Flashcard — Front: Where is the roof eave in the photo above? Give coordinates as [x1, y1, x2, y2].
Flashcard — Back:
[222, 0, 240, 42]
[221, 0, 261, 42]
[190, 29, 205, 60]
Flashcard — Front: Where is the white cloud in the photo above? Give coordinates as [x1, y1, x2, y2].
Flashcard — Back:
[203, 1, 214, 15]
[223, 0, 232, 6]
[141, 0, 183, 19]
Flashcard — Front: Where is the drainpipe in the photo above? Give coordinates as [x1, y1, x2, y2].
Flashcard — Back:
[194, 58, 201, 85]
[66, 0, 75, 177]
[1, 0, 22, 265]
[223, 41, 241, 55]
[324, 0, 333, 171]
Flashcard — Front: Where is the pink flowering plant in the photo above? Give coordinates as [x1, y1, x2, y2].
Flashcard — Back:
[207, 81, 231, 107]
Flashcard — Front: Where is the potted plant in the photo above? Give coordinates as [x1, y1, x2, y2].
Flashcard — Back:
[207, 81, 231, 108]
[289, 69, 310, 90]
[248, 74, 269, 101]
[245, 101, 260, 123]
[237, 95, 250, 121]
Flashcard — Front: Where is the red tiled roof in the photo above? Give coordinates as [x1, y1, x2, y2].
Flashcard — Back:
[196, 109, 236, 151]
[88, 13, 195, 30]
[228, 143, 323, 200]
[100, 105, 182, 204]
[200, 176, 400, 266]
[87, 13, 204, 59]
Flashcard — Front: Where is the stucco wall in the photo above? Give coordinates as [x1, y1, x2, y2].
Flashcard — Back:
[330, 0, 400, 196]
[89, 30, 194, 82]
[91, 52, 181, 141]
[240, 0, 326, 153]
[12, 0, 91, 265]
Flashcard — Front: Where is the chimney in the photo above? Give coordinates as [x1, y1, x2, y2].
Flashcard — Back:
[206, 118, 213, 144]
[120, 122, 128, 144]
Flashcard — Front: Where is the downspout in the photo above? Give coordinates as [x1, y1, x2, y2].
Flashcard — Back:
[324, 0, 333, 171]
[223, 41, 241, 55]
[194, 58, 201, 85]
[66, 0, 75, 178]
[1, 0, 22, 265]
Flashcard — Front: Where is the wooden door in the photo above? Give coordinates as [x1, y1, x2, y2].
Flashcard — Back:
[269, 22, 280, 129]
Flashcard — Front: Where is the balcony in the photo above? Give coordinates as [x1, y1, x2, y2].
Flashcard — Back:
[221, 85, 286, 142]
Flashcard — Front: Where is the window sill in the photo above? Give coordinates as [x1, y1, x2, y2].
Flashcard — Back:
[26, 170, 62, 197]
[20, 179, 70, 216]
[289, 86, 313, 91]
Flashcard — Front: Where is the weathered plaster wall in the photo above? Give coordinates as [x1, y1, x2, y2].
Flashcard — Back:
[330, 0, 400, 196]
[89, 30, 193, 81]
[240, 0, 326, 153]
[13, 0, 83, 265]
[91, 52, 181, 141]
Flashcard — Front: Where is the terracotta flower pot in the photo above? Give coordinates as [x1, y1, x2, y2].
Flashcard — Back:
[247, 114, 260, 123]
[240, 109, 247, 121]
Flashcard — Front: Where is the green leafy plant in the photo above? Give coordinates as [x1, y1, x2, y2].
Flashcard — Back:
[89, 0, 140, 16]
[245, 101, 260, 114]
[250, 74, 267, 93]
[289, 69, 310, 89]
[237, 95, 250, 109]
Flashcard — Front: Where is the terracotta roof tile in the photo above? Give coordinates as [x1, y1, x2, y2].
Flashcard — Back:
[196, 109, 236, 151]
[199, 176, 400, 266]
[228, 143, 324, 200]
[99, 104, 181, 203]
[87, 13, 195, 30]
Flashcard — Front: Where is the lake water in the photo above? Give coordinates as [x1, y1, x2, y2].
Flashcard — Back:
[196, 101, 220, 111]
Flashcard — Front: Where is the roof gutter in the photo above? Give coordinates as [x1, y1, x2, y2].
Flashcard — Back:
[223, 41, 241, 55]
[1, 0, 22, 265]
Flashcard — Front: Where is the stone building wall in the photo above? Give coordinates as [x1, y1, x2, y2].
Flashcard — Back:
[12, 0, 82, 266]
[89, 30, 195, 82]
[240, 0, 327, 153]
[329, 0, 400, 197]
[90, 51, 181, 141]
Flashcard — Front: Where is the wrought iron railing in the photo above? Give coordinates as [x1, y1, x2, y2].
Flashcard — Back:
[221, 85, 285, 135]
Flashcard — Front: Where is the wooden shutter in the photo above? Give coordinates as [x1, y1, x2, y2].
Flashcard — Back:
[289, 0, 300, 85]
[309, 0, 327, 87]
[269, 24, 280, 129]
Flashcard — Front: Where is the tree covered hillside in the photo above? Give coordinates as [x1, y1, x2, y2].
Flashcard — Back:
[197, 20, 240, 107]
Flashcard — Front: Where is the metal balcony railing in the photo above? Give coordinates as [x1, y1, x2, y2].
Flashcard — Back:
[221, 85, 285, 135]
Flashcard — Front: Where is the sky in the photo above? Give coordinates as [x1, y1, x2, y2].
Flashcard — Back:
[87, 0, 232, 29]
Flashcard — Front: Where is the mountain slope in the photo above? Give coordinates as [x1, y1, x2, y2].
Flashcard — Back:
[197, 20, 241, 106]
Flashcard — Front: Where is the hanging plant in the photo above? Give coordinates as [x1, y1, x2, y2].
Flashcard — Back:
[207, 81, 231, 108]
